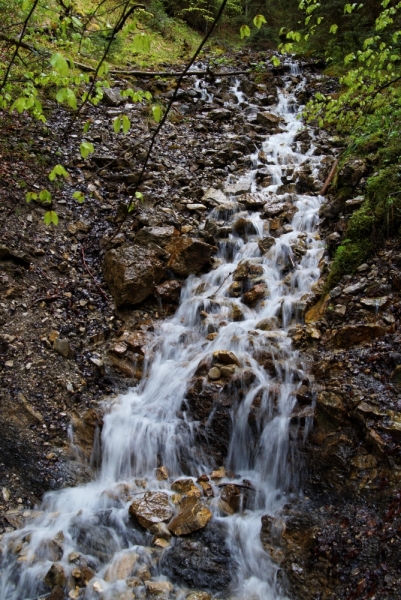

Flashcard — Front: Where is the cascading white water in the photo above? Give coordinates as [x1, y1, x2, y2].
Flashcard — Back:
[0, 64, 325, 600]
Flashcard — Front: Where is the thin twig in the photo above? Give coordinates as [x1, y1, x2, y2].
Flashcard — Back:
[81, 246, 109, 301]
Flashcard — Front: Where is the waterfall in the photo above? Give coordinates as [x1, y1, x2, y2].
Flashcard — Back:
[0, 63, 325, 600]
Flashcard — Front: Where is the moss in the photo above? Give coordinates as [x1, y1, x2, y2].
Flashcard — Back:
[326, 239, 372, 289]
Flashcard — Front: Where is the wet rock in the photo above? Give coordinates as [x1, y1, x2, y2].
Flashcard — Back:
[135, 226, 176, 248]
[149, 522, 172, 540]
[202, 188, 227, 206]
[104, 552, 139, 582]
[233, 261, 264, 281]
[171, 479, 201, 498]
[220, 484, 241, 514]
[45, 563, 66, 588]
[145, 581, 173, 596]
[258, 236, 275, 254]
[360, 296, 388, 310]
[0, 244, 30, 268]
[239, 193, 267, 210]
[233, 217, 258, 236]
[256, 317, 279, 331]
[155, 280, 182, 306]
[208, 367, 221, 380]
[156, 466, 169, 481]
[316, 390, 346, 427]
[256, 111, 281, 128]
[129, 492, 173, 529]
[243, 283, 268, 306]
[165, 237, 216, 277]
[334, 324, 387, 348]
[168, 496, 212, 536]
[338, 158, 368, 187]
[230, 304, 244, 321]
[161, 521, 235, 594]
[198, 481, 214, 498]
[103, 245, 165, 307]
[224, 180, 252, 196]
[187, 592, 212, 600]
[213, 350, 241, 367]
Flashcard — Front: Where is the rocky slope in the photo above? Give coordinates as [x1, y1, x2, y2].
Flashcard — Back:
[1, 50, 400, 598]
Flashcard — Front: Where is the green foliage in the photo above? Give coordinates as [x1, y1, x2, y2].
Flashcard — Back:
[43, 210, 59, 225]
[73, 191, 85, 203]
[80, 141, 95, 159]
[152, 105, 163, 123]
[48, 164, 69, 181]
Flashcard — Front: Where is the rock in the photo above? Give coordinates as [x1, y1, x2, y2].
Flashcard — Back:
[256, 111, 281, 128]
[125, 331, 147, 354]
[239, 193, 267, 210]
[103, 245, 165, 307]
[210, 468, 226, 480]
[0, 244, 30, 268]
[104, 552, 139, 582]
[45, 563, 67, 588]
[220, 484, 241, 514]
[343, 281, 366, 295]
[102, 87, 123, 106]
[155, 280, 182, 305]
[187, 204, 207, 211]
[135, 226, 176, 248]
[230, 304, 244, 321]
[333, 304, 346, 317]
[213, 350, 241, 367]
[224, 180, 252, 196]
[208, 367, 221, 380]
[168, 496, 212, 536]
[233, 261, 264, 281]
[145, 581, 173, 596]
[165, 237, 216, 277]
[54, 337, 73, 359]
[256, 317, 279, 331]
[149, 522, 172, 540]
[199, 481, 214, 498]
[243, 283, 268, 306]
[156, 466, 169, 481]
[233, 217, 258, 236]
[129, 492, 173, 529]
[360, 296, 388, 309]
[258, 237, 275, 254]
[220, 365, 237, 378]
[208, 108, 232, 121]
[316, 391, 346, 426]
[171, 479, 201, 498]
[161, 522, 234, 594]
[187, 594, 212, 600]
[334, 324, 387, 348]
[338, 158, 367, 187]
[202, 188, 227, 206]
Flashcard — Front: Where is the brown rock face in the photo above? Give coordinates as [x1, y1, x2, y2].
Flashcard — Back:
[243, 283, 268, 306]
[103, 245, 165, 307]
[334, 324, 386, 348]
[171, 479, 201, 498]
[129, 492, 173, 529]
[220, 484, 241, 514]
[168, 496, 212, 536]
[134, 225, 176, 248]
[165, 237, 216, 277]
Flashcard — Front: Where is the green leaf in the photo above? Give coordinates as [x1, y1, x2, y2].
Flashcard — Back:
[132, 33, 150, 52]
[83, 120, 91, 133]
[98, 62, 109, 77]
[50, 53, 69, 77]
[135, 191, 144, 201]
[271, 56, 281, 67]
[144, 91, 152, 101]
[122, 114, 131, 134]
[26, 192, 37, 203]
[71, 16, 82, 28]
[113, 116, 121, 134]
[152, 105, 163, 123]
[240, 24, 251, 39]
[329, 24, 338, 34]
[39, 189, 52, 204]
[13, 97, 26, 113]
[80, 141, 95, 159]
[49, 164, 69, 181]
[44, 211, 59, 226]
[253, 14, 267, 29]
[72, 191, 85, 203]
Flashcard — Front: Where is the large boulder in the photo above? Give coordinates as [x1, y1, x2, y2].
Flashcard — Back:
[165, 237, 216, 277]
[134, 225, 176, 248]
[334, 324, 387, 348]
[103, 245, 165, 307]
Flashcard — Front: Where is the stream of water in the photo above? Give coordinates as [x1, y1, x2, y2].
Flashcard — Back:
[0, 64, 325, 600]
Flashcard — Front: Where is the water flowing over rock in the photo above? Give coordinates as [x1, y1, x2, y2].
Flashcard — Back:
[0, 61, 331, 600]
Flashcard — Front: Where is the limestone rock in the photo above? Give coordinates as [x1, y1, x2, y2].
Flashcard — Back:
[220, 484, 241, 514]
[165, 237, 216, 277]
[129, 492, 173, 529]
[258, 236, 275, 254]
[145, 581, 173, 596]
[208, 367, 221, 380]
[54, 337, 73, 359]
[256, 111, 281, 128]
[103, 245, 165, 307]
[202, 188, 227, 206]
[155, 280, 182, 305]
[224, 180, 252, 196]
[239, 193, 267, 210]
[168, 496, 212, 536]
[187, 593, 212, 600]
[45, 563, 66, 588]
